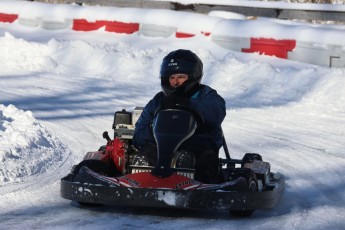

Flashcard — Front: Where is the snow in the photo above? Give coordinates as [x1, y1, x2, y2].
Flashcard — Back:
[0, 104, 67, 185]
[157, 191, 177, 206]
[1, 1, 345, 229]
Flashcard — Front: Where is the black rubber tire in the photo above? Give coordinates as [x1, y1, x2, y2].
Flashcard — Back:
[241, 153, 263, 168]
[230, 210, 255, 217]
[72, 159, 119, 177]
[77, 202, 103, 207]
[71, 159, 107, 175]
[228, 168, 258, 217]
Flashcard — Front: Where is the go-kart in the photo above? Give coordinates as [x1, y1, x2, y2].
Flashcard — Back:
[61, 107, 285, 216]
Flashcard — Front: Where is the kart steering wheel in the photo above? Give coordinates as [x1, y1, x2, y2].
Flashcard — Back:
[154, 104, 204, 126]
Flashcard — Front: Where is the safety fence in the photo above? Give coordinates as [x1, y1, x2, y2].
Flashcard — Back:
[0, 2, 344, 68]
[31, 0, 345, 22]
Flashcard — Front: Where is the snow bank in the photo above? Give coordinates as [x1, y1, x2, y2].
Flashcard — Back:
[0, 104, 68, 185]
[0, 32, 57, 74]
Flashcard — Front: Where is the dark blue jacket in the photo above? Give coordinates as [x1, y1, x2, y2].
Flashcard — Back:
[132, 85, 226, 154]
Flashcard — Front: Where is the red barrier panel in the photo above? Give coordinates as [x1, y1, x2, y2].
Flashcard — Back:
[176, 31, 211, 38]
[73, 19, 105, 31]
[202, 32, 211, 36]
[0, 13, 18, 23]
[242, 38, 296, 59]
[73, 19, 139, 34]
[176, 32, 195, 38]
[102, 21, 139, 34]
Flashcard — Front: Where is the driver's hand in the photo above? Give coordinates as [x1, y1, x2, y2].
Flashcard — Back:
[160, 95, 189, 109]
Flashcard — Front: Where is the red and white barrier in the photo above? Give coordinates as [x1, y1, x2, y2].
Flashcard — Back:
[0, 1, 344, 68]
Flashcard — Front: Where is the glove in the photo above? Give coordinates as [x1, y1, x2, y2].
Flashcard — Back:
[160, 95, 189, 109]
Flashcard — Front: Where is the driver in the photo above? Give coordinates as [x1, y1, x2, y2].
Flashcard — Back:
[132, 49, 226, 183]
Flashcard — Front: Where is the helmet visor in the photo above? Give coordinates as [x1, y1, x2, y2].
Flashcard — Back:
[160, 59, 196, 79]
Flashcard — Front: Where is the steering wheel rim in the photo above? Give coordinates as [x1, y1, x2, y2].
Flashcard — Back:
[154, 104, 204, 126]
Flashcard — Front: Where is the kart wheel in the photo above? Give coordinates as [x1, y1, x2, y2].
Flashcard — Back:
[229, 178, 258, 217]
[230, 209, 254, 217]
[241, 153, 262, 167]
[72, 160, 107, 175]
[228, 168, 257, 187]
[77, 202, 103, 207]
[229, 168, 258, 217]
[72, 159, 119, 177]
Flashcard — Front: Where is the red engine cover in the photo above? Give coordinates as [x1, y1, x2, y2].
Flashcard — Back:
[105, 138, 126, 174]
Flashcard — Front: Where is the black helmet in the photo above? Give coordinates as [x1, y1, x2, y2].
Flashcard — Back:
[160, 49, 203, 97]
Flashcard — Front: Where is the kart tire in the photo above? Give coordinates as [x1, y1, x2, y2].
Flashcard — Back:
[72, 159, 119, 177]
[241, 153, 262, 168]
[77, 201, 103, 207]
[230, 209, 254, 217]
[72, 159, 107, 175]
[228, 168, 258, 217]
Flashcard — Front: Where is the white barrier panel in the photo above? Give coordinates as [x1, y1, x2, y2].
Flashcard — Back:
[18, 17, 72, 30]
[320, 44, 345, 68]
[139, 23, 176, 38]
[42, 19, 72, 30]
[18, 17, 42, 27]
[211, 35, 250, 52]
[288, 41, 345, 68]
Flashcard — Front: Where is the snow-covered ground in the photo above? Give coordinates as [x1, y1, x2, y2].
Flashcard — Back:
[1, 2, 345, 230]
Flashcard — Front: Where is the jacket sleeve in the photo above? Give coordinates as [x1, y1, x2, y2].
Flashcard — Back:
[189, 86, 226, 128]
[132, 93, 162, 148]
